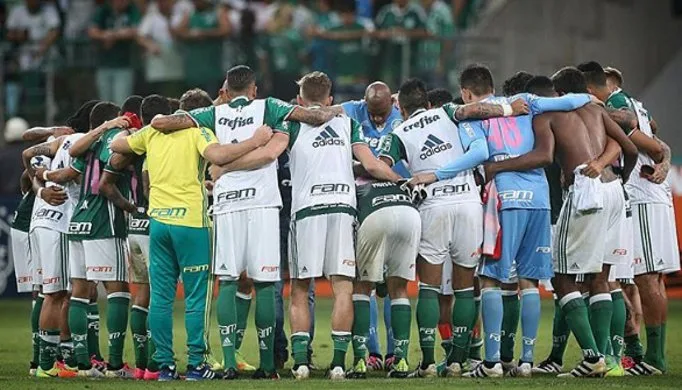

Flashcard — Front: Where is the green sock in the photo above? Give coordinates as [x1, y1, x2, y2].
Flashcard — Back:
[449, 289, 475, 364]
[331, 331, 351, 369]
[588, 294, 613, 355]
[291, 332, 311, 366]
[549, 297, 569, 364]
[39, 329, 60, 371]
[107, 293, 131, 369]
[31, 296, 44, 366]
[644, 325, 664, 369]
[610, 290, 626, 359]
[660, 322, 667, 371]
[147, 328, 159, 372]
[351, 295, 370, 364]
[130, 305, 149, 370]
[391, 298, 411, 361]
[501, 292, 520, 363]
[69, 297, 91, 369]
[217, 281, 238, 369]
[416, 284, 439, 366]
[254, 283, 276, 372]
[87, 302, 103, 361]
[468, 297, 482, 360]
[561, 293, 599, 359]
[60, 339, 77, 367]
[235, 291, 252, 351]
[624, 334, 644, 359]
[441, 339, 452, 360]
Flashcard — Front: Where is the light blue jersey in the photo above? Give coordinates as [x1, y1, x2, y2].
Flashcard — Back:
[466, 93, 591, 210]
[342, 99, 409, 177]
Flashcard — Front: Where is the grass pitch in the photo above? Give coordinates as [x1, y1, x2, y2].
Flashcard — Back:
[0, 298, 680, 389]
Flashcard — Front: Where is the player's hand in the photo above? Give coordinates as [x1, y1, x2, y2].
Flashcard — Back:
[41, 185, 68, 206]
[105, 116, 130, 130]
[53, 126, 75, 137]
[647, 163, 669, 184]
[408, 173, 437, 187]
[483, 163, 497, 184]
[204, 180, 215, 193]
[209, 164, 225, 181]
[123, 201, 137, 214]
[510, 98, 530, 116]
[581, 160, 603, 178]
[252, 125, 273, 146]
[34, 167, 48, 182]
[589, 94, 604, 106]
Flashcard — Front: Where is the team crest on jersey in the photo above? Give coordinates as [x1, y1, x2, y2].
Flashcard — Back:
[312, 126, 345, 148]
[390, 118, 403, 130]
[419, 134, 452, 160]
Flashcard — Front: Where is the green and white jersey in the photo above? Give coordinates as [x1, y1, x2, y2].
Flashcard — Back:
[606, 89, 670, 205]
[188, 97, 295, 214]
[69, 128, 131, 240]
[418, 0, 455, 72]
[278, 114, 365, 216]
[31, 134, 85, 234]
[379, 105, 480, 209]
[12, 191, 36, 233]
[356, 181, 416, 225]
[109, 156, 149, 236]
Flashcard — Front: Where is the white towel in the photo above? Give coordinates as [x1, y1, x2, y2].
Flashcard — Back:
[481, 180, 501, 259]
[573, 164, 604, 214]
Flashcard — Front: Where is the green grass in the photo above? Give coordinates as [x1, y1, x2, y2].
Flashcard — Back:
[0, 298, 680, 389]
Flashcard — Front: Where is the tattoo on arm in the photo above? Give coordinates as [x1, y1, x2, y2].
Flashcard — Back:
[605, 107, 637, 131]
[455, 103, 504, 120]
[289, 107, 335, 126]
[656, 136, 671, 166]
[151, 114, 195, 132]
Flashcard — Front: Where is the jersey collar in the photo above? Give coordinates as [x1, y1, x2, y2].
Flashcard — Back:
[230, 96, 249, 103]
[408, 108, 427, 119]
[607, 88, 622, 101]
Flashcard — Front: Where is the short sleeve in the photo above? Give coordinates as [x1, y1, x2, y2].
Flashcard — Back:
[350, 119, 365, 145]
[44, 5, 61, 30]
[196, 127, 218, 157]
[142, 158, 148, 172]
[138, 14, 153, 36]
[276, 121, 300, 149]
[6, 6, 24, 30]
[127, 127, 148, 155]
[264, 97, 296, 127]
[70, 156, 86, 173]
[441, 102, 462, 124]
[188, 106, 216, 130]
[378, 133, 407, 164]
[341, 101, 359, 120]
[606, 93, 631, 111]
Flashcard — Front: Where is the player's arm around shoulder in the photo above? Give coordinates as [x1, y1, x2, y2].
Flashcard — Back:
[202, 125, 272, 166]
[353, 120, 401, 183]
[445, 99, 529, 122]
[211, 131, 290, 181]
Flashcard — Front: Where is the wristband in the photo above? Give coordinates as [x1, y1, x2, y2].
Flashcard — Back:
[502, 103, 513, 117]
[37, 188, 44, 200]
[43, 170, 50, 182]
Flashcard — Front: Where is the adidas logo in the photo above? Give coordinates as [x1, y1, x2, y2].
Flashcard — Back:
[259, 340, 267, 350]
[219, 264, 228, 271]
[419, 134, 452, 160]
[231, 139, 239, 144]
[657, 259, 665, 265]
[570, 263, 580, 271]
[301, 266, 308, 274]
[312, 126, 345, 148]
[362, 270, 368, 276]
[222, 338, 233, 347]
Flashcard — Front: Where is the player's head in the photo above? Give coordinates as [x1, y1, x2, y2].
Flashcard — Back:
[394, 0, 409, 8]
[180, 88, 213, 111]
[603, 66, 623, 92]
[89, 101, 121, 129]
[222, 65, 257, 103]
[453, 96, 465, 105]
[296, 71, 333, 107]
[576, 60, 610, 100]
[365, 81, 393, 128]
[397, 78, 429, 119]
[551, 66, 588, 95]
[141, 94, 171, 126]
[66, 100, 101, 133]
[524, 76, 556, 97]
[121, 95, 143, 117]
[427, 88, 453, 108]
[459, 63, 494, 103]
[167, 97, 181, 113]
[421, 0, 436, 9]
[338, 1, 356, 24]
[503, 71, 533, 97]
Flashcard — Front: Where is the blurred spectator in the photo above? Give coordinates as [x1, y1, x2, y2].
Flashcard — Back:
[320, 1, 370, 101]
[418, 0, 454, 88]
[374, 0, 428, 90]
[260, 4, 306, 100]
[355, 0, 373, 19]
[137, 0, 185, 98]
[88, 0, 142, 105]
[307, 0, 337, 79]
[5, 0, 61, 117]
[0, 117, 29, 196]
[63, 0, 96, 39]
[174, 0, 230, 97]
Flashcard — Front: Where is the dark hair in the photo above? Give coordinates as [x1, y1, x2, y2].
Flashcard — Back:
[337, 0, 356, 13]
[427, 88, 453, 108]
[552, 67, 588, 94]
[503, 71, 533, 97]
[226, 65, 256, 94]
[180, 88, 213, 111]
[89, 102, 121, 129]
[398, 78, 428, 114]
[297, 71, 332, 103]
[168, 98, 181, 113]
[524, 76, 555, 97]
[576, 61, 606, 87]
[66, 100, 101, 133]
[459, 63, 494, 96]
[452, 96, 465, 105]
[121, 95, 143, 116]
[141, 95, 172, 125]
